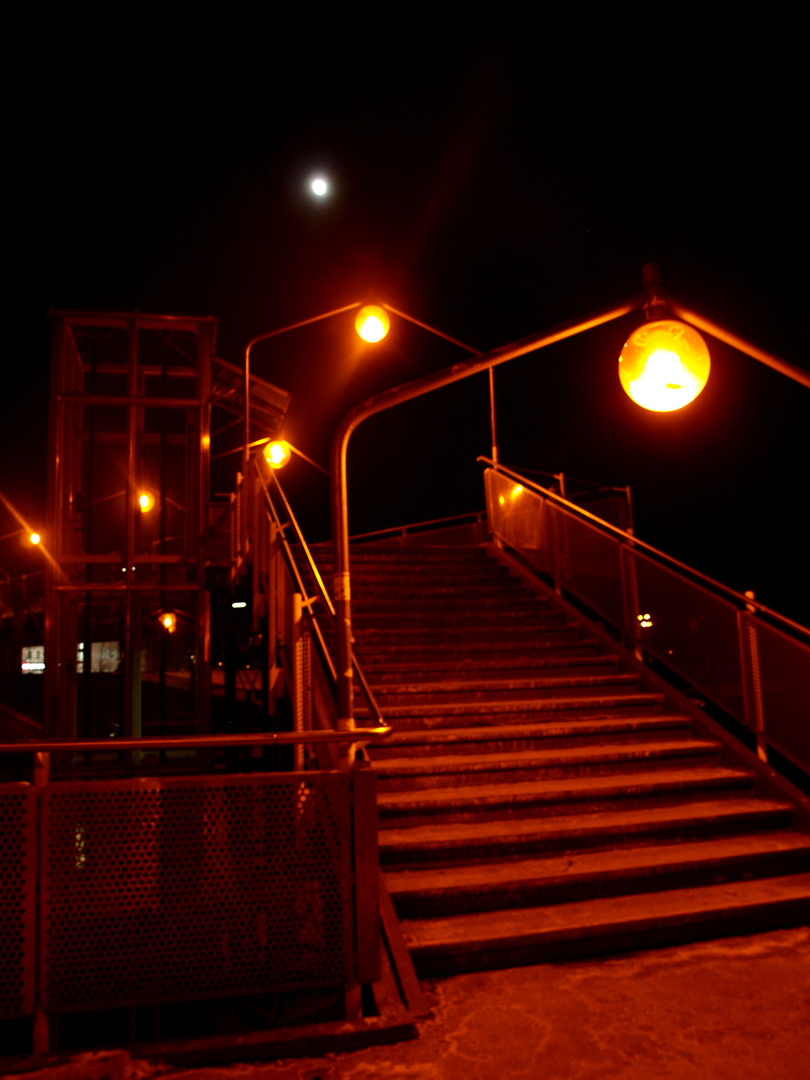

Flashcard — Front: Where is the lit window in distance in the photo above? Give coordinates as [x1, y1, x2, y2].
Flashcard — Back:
[618, 320, 710, 412]
[310, 176, 329, 197]
[355, 306, 390, 343]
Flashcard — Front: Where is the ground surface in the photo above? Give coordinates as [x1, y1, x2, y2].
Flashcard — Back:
[8, 927, 809, 1080]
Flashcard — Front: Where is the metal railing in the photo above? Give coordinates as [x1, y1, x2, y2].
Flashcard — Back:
[482, 459, 810, 776]
[229, 455, 388, 740]
[0, 736, 382, 1050]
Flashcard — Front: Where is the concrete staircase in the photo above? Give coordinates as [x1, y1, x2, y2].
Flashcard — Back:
[332, 544, 810, 975]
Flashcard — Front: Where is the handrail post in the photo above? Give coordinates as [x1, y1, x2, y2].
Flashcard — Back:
[291, 592, 304, 770]
[738, 602, 768, 763]
[33, 751, 50, 1055]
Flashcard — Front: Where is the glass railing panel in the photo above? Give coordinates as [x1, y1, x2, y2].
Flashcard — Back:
[553, 506, 625, 628]
[634, 552, 745, 721]
[485, 469, 550, 573]
[755, 621, 810, 773]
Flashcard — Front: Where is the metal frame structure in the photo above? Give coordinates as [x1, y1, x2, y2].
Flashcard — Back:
[45, 312, 217, 741]
[328, 272, 810, 731]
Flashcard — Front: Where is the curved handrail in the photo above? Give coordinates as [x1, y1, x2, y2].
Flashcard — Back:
[255, 459, 388, 728]
[0, 729, 390, 754]
[481, 457, 810, 640]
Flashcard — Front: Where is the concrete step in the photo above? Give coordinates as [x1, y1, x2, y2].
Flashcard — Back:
[363, 671, 638, 706]
[385, 832, 810, 918]
[360, 649, 609, 677]
[400, 872, 810, 975]
[354, 633, 593, 664]
[357, 691, 666, 726]
[368, 714, 692, 760]
[353, 595, 542, 614]
[378, 797, 795, 866]
[374, 737, 722, 791]
[353, 611, 571, 632]
[377, 766, 756, 826]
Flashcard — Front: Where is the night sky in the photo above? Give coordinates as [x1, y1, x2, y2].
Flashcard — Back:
[6, 22, 809, 623]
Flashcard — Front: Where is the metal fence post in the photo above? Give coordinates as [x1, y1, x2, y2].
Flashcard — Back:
[738, 603, 768, 763]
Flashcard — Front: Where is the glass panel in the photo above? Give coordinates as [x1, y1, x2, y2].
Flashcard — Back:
[756, 622, 810, 773]
[81, 406, 128, 556]
[135, 591, 198, 736]
[635, 553, 745, 720]
[485, 469, 549, 573]
[557, 508, 624, 627]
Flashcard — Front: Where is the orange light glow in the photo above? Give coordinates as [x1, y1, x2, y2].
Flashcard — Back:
[139, 492, 155, 513]
[618, 320, 710, 412]
[160, 612, 177, 633]
[30, 532, 41, 545]
[263, 440, 291, 469]
[355, 306, 390, 343]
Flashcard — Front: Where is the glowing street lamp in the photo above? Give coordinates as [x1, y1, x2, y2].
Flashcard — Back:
[263, 440, 292, 469]
[160, 612, 177, 633]
[30, 532, 41, 545]
[138, 492, 156, 513]
[618, 319, 711, 412]
[328, 264, 810, 732]
[355, 306, 390, 343]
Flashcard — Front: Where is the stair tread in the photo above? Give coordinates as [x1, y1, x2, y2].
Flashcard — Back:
[400, 873, 810, 951]
[375, 738, 720, 776]
[378, 796, 791, 850]
[378, 766, 753, 810]
[361, 692, 665, 718]
[377, 715, 690, 747]
[361, 652, 609, 674]
[384, 832, 810, 896]
[369, 673, 633, 695]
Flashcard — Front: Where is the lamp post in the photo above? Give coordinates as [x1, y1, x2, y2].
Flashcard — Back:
[329, 266, 810, 730]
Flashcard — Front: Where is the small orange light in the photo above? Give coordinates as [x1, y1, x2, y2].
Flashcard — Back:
[160, 612, 177, 633]
[355, 305, 390, 343]
[263, 440, 291, 469]
[139, 492, 155, 513]
[618, 320, 710, 412]
[30, 532, 41, 545]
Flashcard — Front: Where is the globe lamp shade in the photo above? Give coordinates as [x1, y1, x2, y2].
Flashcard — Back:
[618, 320, 710, 412]
[264, 440, 291, 469]
[355, 306, 390, 343]
[160, 612, 177, 633]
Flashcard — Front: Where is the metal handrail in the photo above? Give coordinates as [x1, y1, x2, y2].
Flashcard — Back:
[255, 459, 388, 728]
[481, 457, 810, 640]
[349, 509, 486, 543]
[0, 730, 390, 754]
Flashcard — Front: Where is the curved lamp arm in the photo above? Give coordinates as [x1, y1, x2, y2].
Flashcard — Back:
[328, 293, 644, 726]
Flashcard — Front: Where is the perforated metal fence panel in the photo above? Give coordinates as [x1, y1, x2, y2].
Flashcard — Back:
[0, 784, 36, 1019]
[40, 773, 352, 1014]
